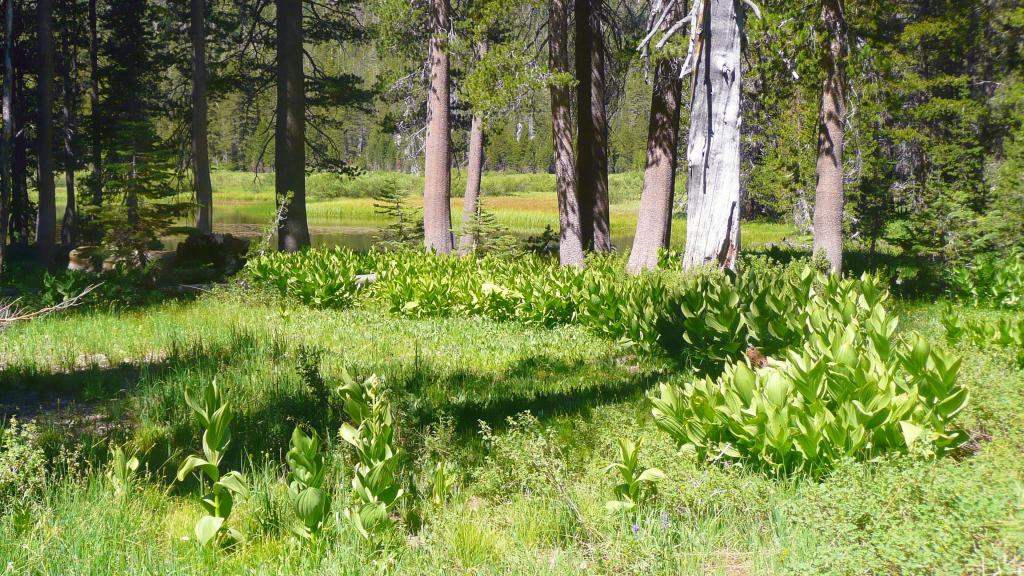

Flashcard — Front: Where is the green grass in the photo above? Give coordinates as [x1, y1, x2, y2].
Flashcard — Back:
[1, 282, 1022, 574]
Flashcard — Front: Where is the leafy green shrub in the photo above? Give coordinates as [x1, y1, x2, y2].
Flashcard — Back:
[0, 417, 47, 516]
[650, 302, 969, 476]
[41, 267, 159, 308]
[576, 271, 670, 352]
[427, 461, 458, 505]
[246, 247, 368, 308]
[286, 426, 330, 540]
[474, 412, 567, 500]
[176, 379, 248, 547]
[946, 249, 1024, 308]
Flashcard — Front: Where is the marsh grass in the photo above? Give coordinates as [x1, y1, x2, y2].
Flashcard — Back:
[43, 170, 802, 252]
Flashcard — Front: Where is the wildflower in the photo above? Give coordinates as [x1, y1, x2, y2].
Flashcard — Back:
[631, 522, 640, 537]
[660, 510, 670, 530]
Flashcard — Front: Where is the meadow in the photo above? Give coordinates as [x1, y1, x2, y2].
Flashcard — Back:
[47, 170, 802, 251]
[0, 247, 1022, 575]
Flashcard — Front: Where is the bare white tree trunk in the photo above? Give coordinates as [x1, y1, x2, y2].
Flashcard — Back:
[682, 0, 742, 271]
[422, 0, 454, 253]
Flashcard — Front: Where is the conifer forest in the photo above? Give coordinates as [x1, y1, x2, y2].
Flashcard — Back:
[0, 0, 1022, 573]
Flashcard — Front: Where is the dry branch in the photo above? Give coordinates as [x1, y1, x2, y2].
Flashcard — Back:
[0, 283, 102, 329]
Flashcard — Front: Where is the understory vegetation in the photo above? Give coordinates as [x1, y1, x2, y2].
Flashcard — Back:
[1, 250, 1022, 574]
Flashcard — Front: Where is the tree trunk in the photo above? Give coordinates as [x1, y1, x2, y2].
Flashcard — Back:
[275, 0, 310, 252]
[589, 10, 611, 252]
[88, 0, 101, 208]
[192, 0, 213, 234]
[574, 0, 594, 249]
[35, 0, 56, 265]
[60, 1, 77, 247]
[812, 0, 846, 275]
[627, 33, 683, 273]
[458, 39, 488, 255]
[458, 111, 484, 255]
[682, 0, 742, 271]
[549, 0, 583, 267]
[0, 0, 12, 269]
[422, 0, 453, 253]
[10, 65, 29, 246]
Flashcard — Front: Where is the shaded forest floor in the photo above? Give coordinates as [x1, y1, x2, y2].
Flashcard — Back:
[0, 285, 1021, 575]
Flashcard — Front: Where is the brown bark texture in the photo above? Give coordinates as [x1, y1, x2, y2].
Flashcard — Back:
[458, 112, 484, 255]
[812, 0, 847, 275]
[549, 0, 584, 267]
[0, 0, 13, 268]
[36, 0, 56, 265]
[275, 0, 310, 252]
[192, 0, 213, 234]
[422, 0, 454, 253]
[89, 0, 101, 207]
[627, 3, 684, 274]
[61, 4, 77, 246]
[589, 10, 611, 252]
[575, 0, 611, 251]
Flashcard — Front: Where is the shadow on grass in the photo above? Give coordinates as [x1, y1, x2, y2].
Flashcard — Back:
[387, 354, 661, 432]
[2, 329, 668, 482]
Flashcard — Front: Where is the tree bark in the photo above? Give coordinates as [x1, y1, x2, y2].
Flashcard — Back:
[458, 39, 488, 255]
[88, 0, 101, 208]
[549, 0, 583, 267]
[458, 111, 484, 255]
[192, 0, 213, 234]
[627, 26, 683, 273]
[60, 0, 77, 247]
[589, 10, 611, 252]
[812, 0, 846, 275]
[35, 0, 56, 265]
[682, 0, 742, 271]
[574, 0, 594, 249]
[422, 0, 453, 253]
[275, 0, 310, 251]
[0, 0, 13, 268]
[10, 64, 29, 246]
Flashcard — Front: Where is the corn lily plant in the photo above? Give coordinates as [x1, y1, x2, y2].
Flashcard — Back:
[338, 372, 406, 542]
[287, 426, 330, 540]
[651, 298, 969, 477]
[604, 438, 665, 512]
[176, 379, 247, 547]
